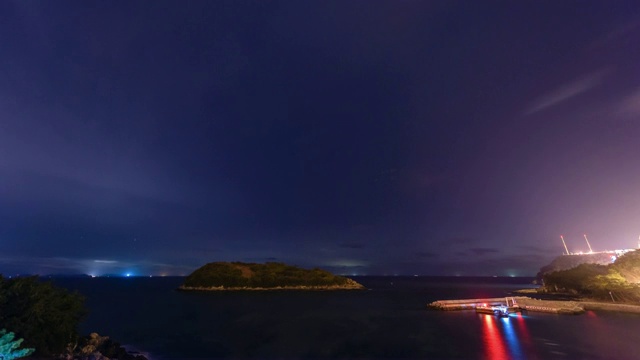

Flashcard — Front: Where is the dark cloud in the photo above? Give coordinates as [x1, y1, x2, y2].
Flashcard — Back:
[338, 242, 366, 250]
[467, 254, 554, 276]
[468, 248, 501, 256]
[517, 245, 560, 254]
[442, 237, 476, 245]
[242, 257, 280, 263]
[388, 253, 554, 276]
[415, 252, 439, 259]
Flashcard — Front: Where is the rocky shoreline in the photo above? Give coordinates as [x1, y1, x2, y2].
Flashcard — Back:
[24, 333, 149, 360]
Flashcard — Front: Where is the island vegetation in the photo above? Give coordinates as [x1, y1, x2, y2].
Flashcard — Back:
[540, 249, 640, 302]
[180, 262, 365, 290]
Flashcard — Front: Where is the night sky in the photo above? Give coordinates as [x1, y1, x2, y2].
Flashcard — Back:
[2, 1, 640, 276]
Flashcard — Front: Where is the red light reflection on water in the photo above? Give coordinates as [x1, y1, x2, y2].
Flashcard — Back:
[584, 310, 605, 331]
[481, 315, 509, 360]
[514, 313, 532, 343]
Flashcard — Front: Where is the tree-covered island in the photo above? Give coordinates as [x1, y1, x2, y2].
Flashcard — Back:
[179, 262, 365, 290]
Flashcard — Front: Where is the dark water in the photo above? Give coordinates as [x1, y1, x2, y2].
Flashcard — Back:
[51, 276, 640, 359]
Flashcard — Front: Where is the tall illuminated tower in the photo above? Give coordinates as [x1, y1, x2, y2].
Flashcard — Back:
[583, 234, 593, 253]
[560, 235, 570, 255]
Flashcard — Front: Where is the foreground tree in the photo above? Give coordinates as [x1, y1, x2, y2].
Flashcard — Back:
[0, 276, 86, 356]
[0, 329, 35, 360]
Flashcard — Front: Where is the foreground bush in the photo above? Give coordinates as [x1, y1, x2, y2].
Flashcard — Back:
[0, 276, 86, 356]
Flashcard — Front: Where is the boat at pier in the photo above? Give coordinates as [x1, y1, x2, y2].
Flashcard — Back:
[475, 303, 510, 317]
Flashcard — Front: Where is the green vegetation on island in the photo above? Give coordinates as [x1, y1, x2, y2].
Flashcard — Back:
[541, 250, 640, 302]
[180, 262, 365, 290]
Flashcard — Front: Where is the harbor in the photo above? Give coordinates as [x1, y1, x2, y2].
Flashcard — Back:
[428, 296, 585, 315]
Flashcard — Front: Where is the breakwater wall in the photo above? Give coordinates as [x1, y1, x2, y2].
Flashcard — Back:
[581, 301, 640, 314]
[428, 297, 527, 311]
[428, 296, 585, 314]
[516, 298, 584, 314]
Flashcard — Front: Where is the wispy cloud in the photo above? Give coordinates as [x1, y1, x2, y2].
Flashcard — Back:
[589, 19, 640, 49]
[517, 244, 558, 254]
[415, 251, 439, 258]
[456, 247, 501, 256]
[617, 87, 640, 117]
[241, 257, 279, 262]
[525, 70, 609, 115]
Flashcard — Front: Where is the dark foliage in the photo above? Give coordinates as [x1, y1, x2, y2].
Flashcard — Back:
[183, 262, 351, 288]
[0, 276, 86, 356]
[543, 263, 608, 294]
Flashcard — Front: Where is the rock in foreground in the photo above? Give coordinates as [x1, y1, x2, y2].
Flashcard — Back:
[57, 332, 147, 360]
[179, 262, 365, 290]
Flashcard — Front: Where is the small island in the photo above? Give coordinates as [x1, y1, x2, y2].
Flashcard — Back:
[179, 262, 365, 291]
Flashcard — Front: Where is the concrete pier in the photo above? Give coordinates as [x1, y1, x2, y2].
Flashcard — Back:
[428, 296, 527, 311]
[428, 296, 585, 314]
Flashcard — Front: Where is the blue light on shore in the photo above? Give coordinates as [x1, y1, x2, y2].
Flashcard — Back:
[125, 273, 132, 277]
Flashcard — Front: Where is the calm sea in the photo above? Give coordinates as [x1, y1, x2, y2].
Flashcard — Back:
[51, 276, 640, 359]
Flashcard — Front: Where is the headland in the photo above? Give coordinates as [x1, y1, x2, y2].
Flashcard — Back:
[522, 248, 640, 314]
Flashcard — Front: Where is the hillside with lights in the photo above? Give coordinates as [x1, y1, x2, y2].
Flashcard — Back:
[537, 234, 638, 280]
[538, 249, 640, 302]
